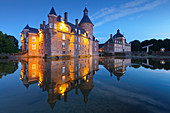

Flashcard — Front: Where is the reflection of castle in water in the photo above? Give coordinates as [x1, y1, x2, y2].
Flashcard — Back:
[99, 58, 131, 81]
[20, 57, 99, 109]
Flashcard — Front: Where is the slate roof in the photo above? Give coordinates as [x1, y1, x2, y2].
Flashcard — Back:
[23, 24, 39, 34]
[49, 7, 57, 16]
[79, 7, 93, 25]
[113, 29, 124, 38]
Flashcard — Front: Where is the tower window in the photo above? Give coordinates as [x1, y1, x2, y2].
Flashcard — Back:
[62, 42, 65, 49]
[62, 33, 65, 40]
[78, 30, 81, 34]
[49, 23, 53, 28]
[32, 37, 36, 42]
[32, 44, 36, 50]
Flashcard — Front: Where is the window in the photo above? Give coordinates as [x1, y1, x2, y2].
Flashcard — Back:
[75, 44, 77, 49]
[95, 43, 96, 46]
[75, 36, 77, 41]
[79, 45, 80, 50]
[63, 51, 65, 54]
[50, 23, 53, 28]
[46, 34, 48, 39]
[32, 37, 36, 42]
[66, 27, 68, 31]
[95, 48, 97, 51]
[78, 30, 81, 34]
[60, 25, 63, 30]
[75, 29, 77, 33]
[62, 75, 65, 82]
[82, 38, 83, 43]
[62, 42, 65, 49]
[32, 64, 36, 70]
[32, 44, 36, 50]
[78, 37, 80, 42]
[54, 24, 56, 29]
[32, 72, 36, 78]
[62, 67, 65, 73]
[79, 64, 80, 69]
[62, 33, 65, 40]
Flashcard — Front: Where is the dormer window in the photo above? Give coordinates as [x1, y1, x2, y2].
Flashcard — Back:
[66, 27, 68, 31]
[78, 30, 81, 34]
[84, 33, 86, 36]
[75, 29, 77, 33]
[60, 25, 63, 30]
[61, 17, 64, 22]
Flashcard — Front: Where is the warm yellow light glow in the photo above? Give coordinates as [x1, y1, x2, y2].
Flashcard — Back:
[87, 80, 89, 82]
[21, 34, 24, 41]
[62, 93, 64, 96]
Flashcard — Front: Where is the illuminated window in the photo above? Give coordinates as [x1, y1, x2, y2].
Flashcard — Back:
[62, 42, 65, 49]
[62, 67, 65, 73]
[49, 23, 53, 28]
[66, 27, 68, 31]
[32, 72, 36, 78]
[54, 24, 56, 29]
[32, 44, 36, 50]
[32, 64, 36, 70]
[82, 38, 83, 43]
[60, 25, 63, 30]
[62, 33, 65, 40]
[84, 33, 86, 36]
[78, 30, 81, 34]
[75, 36, 77, 41]
[32, 37, 36, 42]
[75, 29, 77, 33]
[78, 71, 80, 77]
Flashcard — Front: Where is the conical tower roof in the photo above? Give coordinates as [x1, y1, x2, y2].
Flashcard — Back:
[49, 7, 57, 16]
[79, 7, 93, 25]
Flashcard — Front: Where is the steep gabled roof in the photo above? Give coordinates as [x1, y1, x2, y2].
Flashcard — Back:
[49, 7, 57, 16]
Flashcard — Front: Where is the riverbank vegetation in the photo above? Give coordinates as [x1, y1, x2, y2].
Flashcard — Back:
[0, 31, 19, 53]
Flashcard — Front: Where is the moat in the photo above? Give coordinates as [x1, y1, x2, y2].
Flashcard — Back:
[0, 57, 170, 113]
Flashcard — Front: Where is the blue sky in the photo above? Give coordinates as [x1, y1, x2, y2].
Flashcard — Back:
[0, 0, 170, 46]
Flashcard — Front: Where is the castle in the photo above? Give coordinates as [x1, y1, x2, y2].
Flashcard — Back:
[21, 7, 99, 57]
[99, 29, 131, 55]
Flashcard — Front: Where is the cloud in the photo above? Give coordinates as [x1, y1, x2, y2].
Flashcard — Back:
[91, 0, 167, 27]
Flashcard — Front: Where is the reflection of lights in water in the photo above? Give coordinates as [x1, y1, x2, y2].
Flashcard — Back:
[160, 48, 165, 52]
[160, 60, 165, 64]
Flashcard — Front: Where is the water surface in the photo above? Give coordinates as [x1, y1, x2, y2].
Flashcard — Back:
[0, 57, 170, 113]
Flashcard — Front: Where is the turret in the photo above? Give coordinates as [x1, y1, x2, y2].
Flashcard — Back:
[79, 7, 93, 40]
[48, 7, 57, 29]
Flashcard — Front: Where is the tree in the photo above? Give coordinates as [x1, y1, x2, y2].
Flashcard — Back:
[130, 40, 142, 51]
[0, 31, 19, 53]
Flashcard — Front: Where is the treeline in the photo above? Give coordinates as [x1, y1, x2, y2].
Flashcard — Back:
[0, 31, 19, 53]
[130, 39, 170, 52]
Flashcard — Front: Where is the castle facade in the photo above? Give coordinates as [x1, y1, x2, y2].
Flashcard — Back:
[21, 7, 99, 57]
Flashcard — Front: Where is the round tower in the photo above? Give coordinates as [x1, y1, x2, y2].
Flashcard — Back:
[79, 7, 94, 40]
[79, 7, 94, 55]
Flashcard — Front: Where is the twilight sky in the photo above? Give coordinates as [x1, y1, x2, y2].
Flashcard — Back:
[0, 0, 170, 46]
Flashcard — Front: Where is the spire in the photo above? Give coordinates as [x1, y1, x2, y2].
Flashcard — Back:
[79, 7, 93, 25]
[49, 7, 57, 16]
[24, 24, 29, 29]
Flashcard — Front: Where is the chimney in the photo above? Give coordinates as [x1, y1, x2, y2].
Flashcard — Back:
[110, 34, 112, 38]
[64, 12, 68, 22]
[75, 19, 78, 27]
[43, 21, 46, 26]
